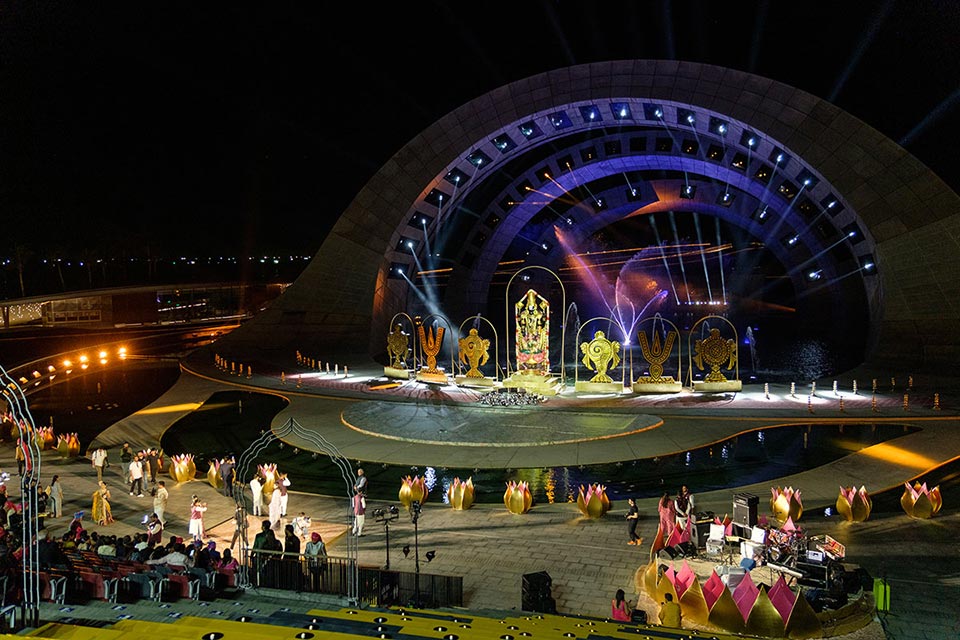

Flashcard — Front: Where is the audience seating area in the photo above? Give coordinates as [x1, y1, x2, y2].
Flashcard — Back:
[9, 606, 749, 640]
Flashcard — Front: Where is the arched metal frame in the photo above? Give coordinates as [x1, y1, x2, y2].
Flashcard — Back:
[456, 315, 501, 382]
[635, 313, 683, 383]
[232, 418, 359, 605]
[0, 365, 42, 629]
[686, 315, 740, 389]
[417, 313, 455, 380]
[573, 316, 628, 387]
[504, 266, 567, 383]
[388, 312, 417, 370]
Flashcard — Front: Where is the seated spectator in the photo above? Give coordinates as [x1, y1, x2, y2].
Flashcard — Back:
[147, 542, 192, 568]
[218, 548, 239, 571]
[97, 535, 117, 557]
[205, 540, 221, 565]
[38, 530, 66, 569]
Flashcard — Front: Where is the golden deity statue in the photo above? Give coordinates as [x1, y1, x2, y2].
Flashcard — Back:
[386, 324, 410, 369]
[417, 324, 445, 375]
[693, 327, 737, 382]
[580, 330, 621, 383]
[637, 329, 677, 382]
[515, 289, 550, 374]
[458, 328, 490, 378]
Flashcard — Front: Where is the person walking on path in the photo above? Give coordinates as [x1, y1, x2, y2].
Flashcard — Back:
[188, 495, 207, 542]
[249, 474, 264, 516]
[90, 447, 107, 482]
[47, 475, 64, 518]
[625, 497, 641, 545]
[352, 490, 366, 537]
[278, 473, 290, 517]
[128, 454, 145, 497]
[220, 456, 235, 498]
[93, 481, 114, 525]
[153, 480, 169, 524]
[268, 485, 282, 532]
[229, 504, 248, 551]
[15, 439, 26, 476]
[120, 443, 134, 465]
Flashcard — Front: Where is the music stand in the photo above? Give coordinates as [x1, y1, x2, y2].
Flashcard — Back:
[723, 535, 743, 566]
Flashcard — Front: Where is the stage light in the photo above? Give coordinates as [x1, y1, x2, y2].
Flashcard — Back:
[824, 507, 833, 517]
[47, 365, 56, 373]
[654, 108, 663, 118]
[788, 236, 799, 246]
[717, 123, 726, 134]
[747, 137, 756, 147]
[79, 355, 88, 363]
[758, 208, 768, 220]
[807, 270, 823, 281]
[686, 114, 695, 124]
[775, 153, 784, 163]
[63, 360, 72, 368]
[848, 230, 857, 238]
[803, 178, 812, 186]
[425, 550, 436, 562]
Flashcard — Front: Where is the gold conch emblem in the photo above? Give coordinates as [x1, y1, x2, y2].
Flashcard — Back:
[693, 328, 736, 383]
[417, 324, 445, 374]
[579, 330, 621, 383]
[458, 328, 490, 378]
[386, 324, 409, 369]
[638, 329, 677, 382]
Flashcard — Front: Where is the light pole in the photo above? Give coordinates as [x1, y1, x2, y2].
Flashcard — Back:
[373, 505, 400, 569]
[411, 500, 422, 608]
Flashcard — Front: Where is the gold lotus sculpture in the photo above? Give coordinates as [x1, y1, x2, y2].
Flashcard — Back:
[836, 485, 872, 522]
[447, 477, 474, 510]
[168, 453, 197, 484]
[770, 486, 803, 525]
[259, 463, 278, 503]
[399, 475, 429, 510]
[207, 459, 224, 490]
[36, 426, 55, 450]
[56, 433, 81, 458]
[901, 481, 942, 519]
[504, 480, 533, 514]
[576, 483, 611, 518]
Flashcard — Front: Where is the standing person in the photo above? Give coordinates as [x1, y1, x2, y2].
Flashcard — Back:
[146, 513, 164, 546]
[353, 468, 367, 495]
[268, 485, 282, 531]
[47, 475, 64, 518]
[658, 592, 682, 627]
[92, 481, 114, 525]
[145, 448, 159, 484]
[15, 439, 26, 476]
[352, 490, 366, 537]
[153, 481, 169, 525]
[120, 443, 134, 465]
[220, 456, 235, 498]
[128, 454, 144, 497]
[229, 504, 248, 551]
[249, 474, 264, 516]
[188, 496, 207, 542]
[90, 447, 107, 482]
[611, 588, 633, 622]
[625, 497, 641, 545]
[657, 492, 677, 545]
[283, 523, 300, 555]
[278, 473, 291, 517]
[674, 485, 695, 531]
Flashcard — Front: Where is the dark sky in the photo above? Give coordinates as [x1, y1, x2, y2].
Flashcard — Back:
[1, 1, 957, 257]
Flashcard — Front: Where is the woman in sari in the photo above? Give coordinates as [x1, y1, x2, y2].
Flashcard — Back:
[92, 481, 114, 525]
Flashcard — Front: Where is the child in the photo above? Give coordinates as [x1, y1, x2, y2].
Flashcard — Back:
[292, 511, 311, 539]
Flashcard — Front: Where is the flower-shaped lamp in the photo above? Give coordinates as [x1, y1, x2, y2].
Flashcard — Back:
[576, 483, 611, 518]
[770, 486, 803, 524]
[836, 485, 872, 522]
[901, 482, 942, 519]
[447, 477, 474, 510]
[399, 475, 429, 510]
[504, 480, 532, 514]
[169, 453, 196, 484]
[207, 459, 224, 490]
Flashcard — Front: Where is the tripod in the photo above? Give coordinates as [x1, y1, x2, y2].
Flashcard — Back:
[373, 505, 400, 569]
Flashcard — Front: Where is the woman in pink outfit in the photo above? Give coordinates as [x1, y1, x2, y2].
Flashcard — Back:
[657, 492, 676, 546]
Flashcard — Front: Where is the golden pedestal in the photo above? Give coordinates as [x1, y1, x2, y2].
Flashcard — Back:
[574, 380, 624, 394]
[416, 368, 449, 385]
[694, 380, 742, 393]
[502, 372, 563, 396]
[383, 366, 411, 380]
[632, 380, 683, 394]
[455, 375, 495, 388]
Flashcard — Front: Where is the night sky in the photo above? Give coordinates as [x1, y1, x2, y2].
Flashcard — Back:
[1, 1, 957, 258]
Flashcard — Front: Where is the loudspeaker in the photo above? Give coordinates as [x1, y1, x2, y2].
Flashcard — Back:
[692, 520, 712, 548]
[522, 571, 554, 613]
[733, 493, 758, 527]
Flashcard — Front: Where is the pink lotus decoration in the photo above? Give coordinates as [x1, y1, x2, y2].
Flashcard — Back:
[713, 514, 733, 536]
[770, 486, 803, 524]
[447, 477, 474, 510]
[56, 433, 81, 458]
[837, 486, 872, 522]
[504, 480, 532, 514]
[258, 463, 278, 502]
[207, 459, 224, 490]
[901, 482, 942, 519]
[576, 483, 611, 518]
[399, 475, 429, 510]
[36, 426, 55, 450]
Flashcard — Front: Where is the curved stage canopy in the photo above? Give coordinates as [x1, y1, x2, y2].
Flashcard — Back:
[221, 60, 960, 373]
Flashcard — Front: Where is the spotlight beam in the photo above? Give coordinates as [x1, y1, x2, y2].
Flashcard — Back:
[692, 212, 714, 302]
[650, 215, 681, 304]
[715, 217, 728, 305]
[668, 211, 692, 304]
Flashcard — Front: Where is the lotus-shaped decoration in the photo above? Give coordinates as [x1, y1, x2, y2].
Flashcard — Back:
[258, 463, 278, 502]
[447, 477, 474, 510]
[168, 453, 196, 484]
[36, 426, 55, 450]
[576, 483, 611, 518]
[836, 486, 872, 522]
[770, 486, 803, 525]
[504, 480, 532, 514]
[56, 433, 81, 458]
[901, 482, 942, 519]
[207, 459, 224, 490]
[399, 475, 429, 510]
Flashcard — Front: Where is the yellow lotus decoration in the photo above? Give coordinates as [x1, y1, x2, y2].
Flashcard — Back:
[168, 453, 196, 484]
[56, 433, 81, 458]
[836, 486, 872, 522]
[901, 481, 942, 519]
[576, 483, 611, 518]
[207, 459, 224, 490]
[504, 480, 533, 514]
[447, 477, 474, 510]
[258, 463, 278, 503]
[770, 486, 803, 525]
[399, 475, 429, 510]
[36, 426, 55, 450]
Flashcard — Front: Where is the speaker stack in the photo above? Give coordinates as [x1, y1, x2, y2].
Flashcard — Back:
[733, 492, 759, 527]
[521, 571, 556, 614]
